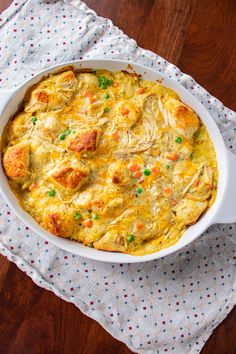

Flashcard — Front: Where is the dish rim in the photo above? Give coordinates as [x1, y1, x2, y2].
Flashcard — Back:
[0, 59, 232, 263]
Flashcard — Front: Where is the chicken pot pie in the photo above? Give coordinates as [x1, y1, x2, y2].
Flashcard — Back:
[1, 68, 218, 255]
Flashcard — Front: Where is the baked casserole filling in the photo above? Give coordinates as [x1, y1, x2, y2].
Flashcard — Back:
[1, 68, 218, 255]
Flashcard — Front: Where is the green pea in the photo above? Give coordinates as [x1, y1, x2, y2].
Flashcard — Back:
[104, 93, 110, 99]
[74, 212, 81, 220]
[99, 76, 113, 89]
[175, 137, 182, 144]
[59, 129, 71, 140]
[104, 107, 110, 113]
[92, 213, 99, 220]
[137, 187, 143, 194]
[31, 116, 38, 124]
[99, 76, 107, 89]
[143, 169, 151, 176]
[59, 133, 66, 140]
[48, 189, 56, 197]
[127, 234, 135, 243]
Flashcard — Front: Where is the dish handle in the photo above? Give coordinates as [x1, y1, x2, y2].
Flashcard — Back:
[215, 149, 236, 224]
[0, 90, 14, 114]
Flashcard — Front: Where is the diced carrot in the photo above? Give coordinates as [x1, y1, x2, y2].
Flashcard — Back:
[137, 87, 145, 94]
[136, 223, 144, 231]
[171, 199, 178, 206]
[166, 152, 178, 161]
[113, 82, 119, 88]
[83, 219, 93, 228]
[151, 167, 159, 175]
[89, 96, 96, 104]
[112, 131, 119, 142]
[121, 108, 130, 116]
[134, 171, 142, 179]
[84, 91, 93, 97]
[207, 183, 212, 190]
[194, 178, 200, 187]
[163, 188, 173, 197]
[129, 164, 140, 172]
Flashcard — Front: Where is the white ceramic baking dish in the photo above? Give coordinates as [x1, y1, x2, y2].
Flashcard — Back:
[0, 59, 235, 263]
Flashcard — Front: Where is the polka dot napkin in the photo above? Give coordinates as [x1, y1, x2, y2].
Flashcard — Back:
[0, 1, 235, 353]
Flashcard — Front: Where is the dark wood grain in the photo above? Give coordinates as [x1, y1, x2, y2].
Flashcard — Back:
[0, 1, 235, 354]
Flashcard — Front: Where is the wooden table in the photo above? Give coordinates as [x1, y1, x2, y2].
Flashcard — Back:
[0, 1, 235, 353]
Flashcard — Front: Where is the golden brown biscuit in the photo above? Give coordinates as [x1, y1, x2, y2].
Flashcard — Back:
[46, 213, 74, 237]
[51, 166, 89, 191]
[67, 129, 99, 153]
[163, 98, 199, 139]
[3, 141, 30, 183]
[175, 199, 208, 225]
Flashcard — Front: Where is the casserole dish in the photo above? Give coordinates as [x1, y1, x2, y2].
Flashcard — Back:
[0, 59, 235, 263]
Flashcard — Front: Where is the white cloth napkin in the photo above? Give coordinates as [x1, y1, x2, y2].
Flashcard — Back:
[0, 1, 235, 353]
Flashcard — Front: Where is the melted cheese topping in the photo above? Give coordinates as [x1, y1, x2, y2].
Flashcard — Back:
[1, 69, 218, 255]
